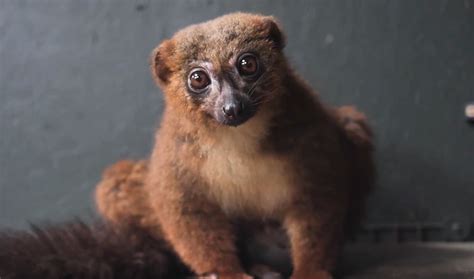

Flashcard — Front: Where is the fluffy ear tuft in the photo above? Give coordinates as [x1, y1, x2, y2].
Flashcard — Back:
[150, 39, 175, 86]
[262, 17, 286, 50]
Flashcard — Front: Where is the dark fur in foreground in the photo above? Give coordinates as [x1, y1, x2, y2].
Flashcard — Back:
[0, 220, 189, 279]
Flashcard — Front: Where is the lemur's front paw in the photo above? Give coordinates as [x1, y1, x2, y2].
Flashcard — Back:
[194, 272, 253, 279]
[290, 270, 332, 279]
[193, 273, 219, 279]
[249, 264, 283, 279]
[219, 273, 254, 279]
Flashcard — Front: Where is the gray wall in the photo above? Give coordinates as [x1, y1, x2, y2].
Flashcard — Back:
[1, 0, 473, 230]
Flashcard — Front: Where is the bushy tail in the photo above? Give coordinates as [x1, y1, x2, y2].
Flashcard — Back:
[0, 220, 190, 279]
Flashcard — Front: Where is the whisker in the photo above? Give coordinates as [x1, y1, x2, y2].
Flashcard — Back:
[247, 73, 268, 97]
[251, 94, 273, 106]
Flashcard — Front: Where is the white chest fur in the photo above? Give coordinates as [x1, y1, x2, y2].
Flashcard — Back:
[200, 117, 293, 218]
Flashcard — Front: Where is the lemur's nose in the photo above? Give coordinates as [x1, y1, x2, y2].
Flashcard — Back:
[222, 101, 243, 119]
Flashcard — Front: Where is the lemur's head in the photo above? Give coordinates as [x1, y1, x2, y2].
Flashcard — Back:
[151, 13, 287, 127]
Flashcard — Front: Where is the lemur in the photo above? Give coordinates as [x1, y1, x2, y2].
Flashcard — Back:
[96, 12, 374, 279]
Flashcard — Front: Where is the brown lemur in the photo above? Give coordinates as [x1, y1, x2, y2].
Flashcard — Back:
[96, 13, 374, 279]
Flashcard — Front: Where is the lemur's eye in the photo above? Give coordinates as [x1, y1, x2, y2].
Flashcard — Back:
[237, 53, 259, 78]
[188, 69, 210, 93]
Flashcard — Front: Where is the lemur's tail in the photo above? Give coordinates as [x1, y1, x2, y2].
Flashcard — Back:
[0, 220, 190, 279]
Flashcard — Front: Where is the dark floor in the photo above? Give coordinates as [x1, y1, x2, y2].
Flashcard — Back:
[341, 243, 474, 279]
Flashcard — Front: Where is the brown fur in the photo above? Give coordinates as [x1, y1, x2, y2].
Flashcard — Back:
[96, 112, 372, 278]
[97, 13, 374, 279]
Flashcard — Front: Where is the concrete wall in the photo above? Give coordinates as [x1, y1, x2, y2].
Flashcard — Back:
[1, 0, 473, 230]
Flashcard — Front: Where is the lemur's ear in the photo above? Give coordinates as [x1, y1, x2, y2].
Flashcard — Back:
[261, 16, 286, 50]
[150, 39, 175, 86]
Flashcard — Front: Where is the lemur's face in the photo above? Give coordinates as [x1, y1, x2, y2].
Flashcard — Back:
[184, 52, 266, 126]
[151, 13, 286, 127]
